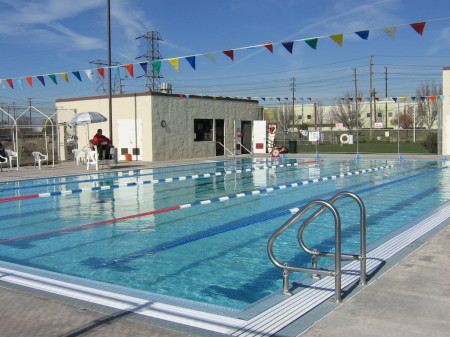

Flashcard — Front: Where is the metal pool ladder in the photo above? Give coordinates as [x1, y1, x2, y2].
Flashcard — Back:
[267, 191, 367, 303]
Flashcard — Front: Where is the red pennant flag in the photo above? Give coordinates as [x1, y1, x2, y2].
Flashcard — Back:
[410, 22, 426, 35]
[97, 68, 105, 78]
[124, 64, 134, 77]
[223, 50, 234, 62]
[6, 79, 14, 89]
[261, 43, 273, 53]
[25, 76, 33, 87]
[429, 96, 436, 102]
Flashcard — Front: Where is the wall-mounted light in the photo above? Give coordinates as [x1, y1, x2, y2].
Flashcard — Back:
[161, 120, 166, 127]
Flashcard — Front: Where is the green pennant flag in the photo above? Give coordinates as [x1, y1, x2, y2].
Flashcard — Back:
[304, 38, 318, 49]
[48, 74, 57, 84]
[152, 60, 162, 74]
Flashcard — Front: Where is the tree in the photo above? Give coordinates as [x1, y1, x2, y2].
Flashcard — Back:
[276, 103, 294, 132]
[329, 92, 365, 130]
[416, 81, 441, 131]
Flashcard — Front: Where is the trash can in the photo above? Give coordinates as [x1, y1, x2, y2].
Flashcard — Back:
[288, 140, 297, 153]
[124, 153, 132, 161]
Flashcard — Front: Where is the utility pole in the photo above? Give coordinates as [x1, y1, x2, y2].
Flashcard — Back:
[136, 31, 164, 92]
[28, 98, 32, 126]
[369, 54, 373, 138]
[107, 0, 113, 144]
[385, 67, 388, 127]
[354, 68, 359, 156]
[290, 77, 296, 129]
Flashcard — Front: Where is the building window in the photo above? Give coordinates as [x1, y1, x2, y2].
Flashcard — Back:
[377, 113, 382, 118]
[307, 115, 311, 120]
[366, 113, 371, 118]
[388, 112, 393, 117]
[194, 119, 213, 141]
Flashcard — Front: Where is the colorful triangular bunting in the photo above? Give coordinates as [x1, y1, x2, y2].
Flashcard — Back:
[152, 60, 162, 74]
[124, 64, 134, 77]
[281, 41, 294, 53]
[410, 22, 426, 35]
[168, 58, 179, 71]
[223, 50, 234, 61]
[355, 30, 369, 40]
[185, 56, 196, 70]
[139, 62, 148, 73]
[304, 38, 318, 49]
[383, 26, 397, 39]
[48, 74, 57, 84]
[72, 71, 82, 82]
[261, 43, 273, 53]
[84, 70, 93, 81]
[6, 79, 14, 89]
[97, 68, 105, 79]
[329, 34, 343, 46]
[60, 73, 69, 83]
[37, 75, 45, 86]
[25, 76, 33, 87]
[204, 52, 216, 62]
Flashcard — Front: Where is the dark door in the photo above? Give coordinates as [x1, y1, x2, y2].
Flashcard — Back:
[215, 119, 224, 156]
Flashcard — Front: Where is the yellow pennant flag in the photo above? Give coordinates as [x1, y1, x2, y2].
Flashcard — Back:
[329, 34, 343, 47]
[401, 96, 407, 102]
[168, 58, 179, 71]
[59, 73, 69, 82]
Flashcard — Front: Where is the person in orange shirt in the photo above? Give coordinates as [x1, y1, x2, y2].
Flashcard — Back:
[92, 129, 112, 159]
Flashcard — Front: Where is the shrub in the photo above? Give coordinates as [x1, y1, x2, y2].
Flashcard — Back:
[423, 132, 437, 153]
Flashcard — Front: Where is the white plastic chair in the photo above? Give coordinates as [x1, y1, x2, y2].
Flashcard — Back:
[86, 147, 98, 171]
[5, 150, 18, 170]
[31, 152, 48, 169]
[72, 148, 87, 165]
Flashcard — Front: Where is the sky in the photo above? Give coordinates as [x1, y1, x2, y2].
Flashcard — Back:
[0, 0, 450, 110]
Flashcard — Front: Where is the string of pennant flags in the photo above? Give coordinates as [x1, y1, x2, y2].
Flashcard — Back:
[163, 95, 447, 102]
[1, 16, 449, 92]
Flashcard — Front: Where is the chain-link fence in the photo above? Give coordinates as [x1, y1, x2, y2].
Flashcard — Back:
[272, 128, 438, 154]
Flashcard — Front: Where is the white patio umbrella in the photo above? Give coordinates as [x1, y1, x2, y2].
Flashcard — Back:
[69, 112, 107, 145]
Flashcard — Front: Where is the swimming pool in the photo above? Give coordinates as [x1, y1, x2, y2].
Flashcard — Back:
[0, 157, 448, 311]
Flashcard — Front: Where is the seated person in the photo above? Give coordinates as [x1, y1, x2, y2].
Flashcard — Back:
[92, 129, 112, 159]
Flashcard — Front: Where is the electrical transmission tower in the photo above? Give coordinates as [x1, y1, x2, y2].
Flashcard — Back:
[136, 31, 164, 92]
[89, 59, 122, 95]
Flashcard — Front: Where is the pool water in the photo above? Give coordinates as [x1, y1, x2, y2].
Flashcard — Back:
[0, 158, 448, 309]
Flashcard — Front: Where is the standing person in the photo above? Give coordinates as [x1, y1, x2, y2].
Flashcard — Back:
[92, 129, 112, 159]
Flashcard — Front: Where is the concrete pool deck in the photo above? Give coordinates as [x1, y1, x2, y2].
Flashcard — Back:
[0, 154, 448, 337]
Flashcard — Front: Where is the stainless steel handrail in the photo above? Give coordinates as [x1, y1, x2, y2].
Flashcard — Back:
[298, 191, 367, 285]
[268, 200, 343, 302]
[216, 141, 234, 156]
[267, 192, 367, 303]
[236, 142, 253, 155]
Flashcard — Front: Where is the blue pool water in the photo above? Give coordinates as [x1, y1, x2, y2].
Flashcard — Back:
[0, 157, 448, 309]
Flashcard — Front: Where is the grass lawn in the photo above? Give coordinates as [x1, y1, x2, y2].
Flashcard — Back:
[294, 141, 433, 154]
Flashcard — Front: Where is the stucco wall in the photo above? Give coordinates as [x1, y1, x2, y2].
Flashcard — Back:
[151, 95, 258, 161]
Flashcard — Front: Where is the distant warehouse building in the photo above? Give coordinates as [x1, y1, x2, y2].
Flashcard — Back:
[56, 92, 260, 162]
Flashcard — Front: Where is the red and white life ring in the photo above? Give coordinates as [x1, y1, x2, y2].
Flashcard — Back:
[271, 148, 280, 157]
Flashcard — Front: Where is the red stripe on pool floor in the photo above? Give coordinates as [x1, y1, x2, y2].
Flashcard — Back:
[0, 205, 181, 244]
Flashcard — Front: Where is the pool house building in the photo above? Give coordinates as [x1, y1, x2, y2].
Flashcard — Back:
[56, 92, 259, 162]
